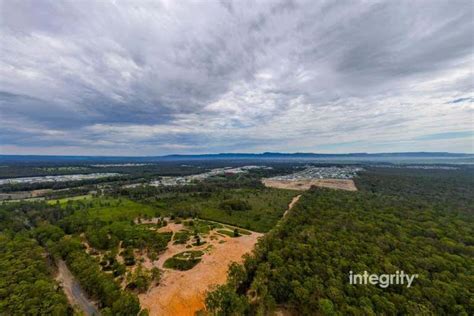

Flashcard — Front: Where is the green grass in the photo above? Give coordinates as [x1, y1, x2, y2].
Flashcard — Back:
[223, 225, 251, 235]
[175, 250, 204, 259]
[158, 231, 173, 242]
[47, 194, 92, 205]
[59, 197, 160, 222]
[164, 257, 201, 270]
[237, 229, 251, 235]
[216, 229, 235, 237]
[157, 188, 296, 232]
[173, 230, 191, 244]
[163, 250, 204, 270]
[183, 219, 224, 234]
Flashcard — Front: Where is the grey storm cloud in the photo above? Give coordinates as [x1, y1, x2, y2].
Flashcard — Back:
[0, 0, 473, 155]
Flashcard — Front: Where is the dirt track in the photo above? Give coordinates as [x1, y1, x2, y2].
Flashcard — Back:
[283, 195, 302, 217]
[262, 178, 357, 191]
[56, 260, 99, 316]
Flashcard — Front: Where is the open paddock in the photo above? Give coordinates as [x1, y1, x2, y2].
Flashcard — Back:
[262, 178, 357, 191]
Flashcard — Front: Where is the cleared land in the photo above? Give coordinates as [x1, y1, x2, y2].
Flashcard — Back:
[262, 178, 357, 191]
[139, 221, 263, 316]
[139, 194, 302, 316]
[49, 193, 298, 315]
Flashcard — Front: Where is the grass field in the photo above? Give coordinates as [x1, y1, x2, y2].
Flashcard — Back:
[58, 196, 160, 222]
[155, 188, 296, 232]
[47, 194, 93, 205]
[55, 187, 296, 232]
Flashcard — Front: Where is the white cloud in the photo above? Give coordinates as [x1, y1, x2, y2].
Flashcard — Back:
[0, 0, 473, 154]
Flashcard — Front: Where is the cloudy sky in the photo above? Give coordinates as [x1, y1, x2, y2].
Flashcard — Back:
[1, 0, 473, 155]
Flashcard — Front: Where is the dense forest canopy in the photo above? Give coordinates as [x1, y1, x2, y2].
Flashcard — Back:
[206, 167, 474, 315]
[0, 233, 71, 315]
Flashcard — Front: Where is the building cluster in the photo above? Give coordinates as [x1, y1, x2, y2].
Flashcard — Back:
[270, 166, 363, 181]
[91, 163, 151, 167]
[0, 173, 122, 185]
[150, 165, 272, 187]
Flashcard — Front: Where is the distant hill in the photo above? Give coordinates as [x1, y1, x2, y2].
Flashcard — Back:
[0, 152, 472, 164]
[161, 152, 473, 160]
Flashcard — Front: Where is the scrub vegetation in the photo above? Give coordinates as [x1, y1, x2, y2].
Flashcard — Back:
[164, 250, 205, 271]
[150, 188, 295, 233]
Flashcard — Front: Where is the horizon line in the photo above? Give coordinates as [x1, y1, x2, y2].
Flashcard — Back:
[0, 151, 473, 158]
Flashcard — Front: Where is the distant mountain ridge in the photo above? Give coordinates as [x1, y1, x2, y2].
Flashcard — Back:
[0, 152, 472, 164]
[162, 152, 473, 159]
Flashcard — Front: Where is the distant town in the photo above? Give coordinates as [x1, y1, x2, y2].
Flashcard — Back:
[269, 166, 364, 181]
[148, 165, 273, 187]
[0, 173, 122, 185]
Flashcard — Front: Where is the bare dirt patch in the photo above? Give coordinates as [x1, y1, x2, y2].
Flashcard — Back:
[157, 222, 184, 234]
[262, 178, 357, 191]
[139, 223, 262, 316]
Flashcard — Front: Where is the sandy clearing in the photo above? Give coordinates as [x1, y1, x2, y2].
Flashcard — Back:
[139, 225, 262, 316]
[262, 178, 357, 191]
[139, 195, 304, 316]
[157, 222, 185, 234]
